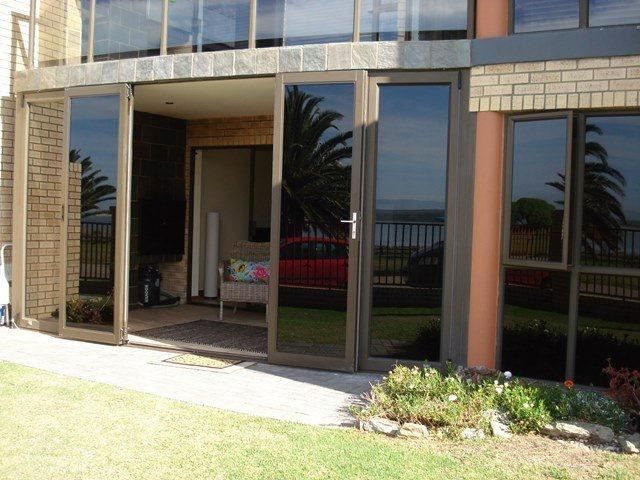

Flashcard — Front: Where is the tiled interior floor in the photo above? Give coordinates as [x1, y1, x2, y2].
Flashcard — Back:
[128, 303, 268, 358]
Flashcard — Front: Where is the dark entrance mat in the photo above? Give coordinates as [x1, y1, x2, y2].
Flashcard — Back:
[137, 320, 267, 355]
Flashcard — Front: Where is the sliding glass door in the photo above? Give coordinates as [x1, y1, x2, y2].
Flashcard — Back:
[268, 72, 365, 371]
[59, 86, 133, 344]
[359, 72, 461, 371]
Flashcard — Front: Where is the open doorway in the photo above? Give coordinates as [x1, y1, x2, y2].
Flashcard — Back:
[125, 78, 275, 359]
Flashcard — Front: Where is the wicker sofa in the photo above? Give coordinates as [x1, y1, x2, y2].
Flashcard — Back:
[218, 240, 270, 321]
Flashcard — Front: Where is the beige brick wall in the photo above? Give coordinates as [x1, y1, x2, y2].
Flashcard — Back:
[160, 115, 274, 299]
[25, 102, 62, 320]
[470, 55, 640, 112]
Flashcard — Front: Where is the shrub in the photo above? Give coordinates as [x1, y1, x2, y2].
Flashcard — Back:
[353, 363, 632, 438]
[602, 362, 640, 431]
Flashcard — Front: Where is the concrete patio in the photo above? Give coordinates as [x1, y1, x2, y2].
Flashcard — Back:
[0, 327, 380, 427]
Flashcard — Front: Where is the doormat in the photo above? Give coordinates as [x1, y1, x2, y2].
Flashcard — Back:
[164, 353, 242, 369]
[137, 319, 267, 355]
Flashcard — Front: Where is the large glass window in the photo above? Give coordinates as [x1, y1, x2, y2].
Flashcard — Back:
[93, 0, 162, 61]
[506, 116, 571, 265]
[256, 0, 355, 47]
[502, 113, 640, 385]
[167, 0, 250, 54]
[513, 0, 579, 33]
[589, 0, 640, 27]
[360, 0, 468, 41]
[581, 116, 640, 269]
[34, 0, 89, 66]
[367, 84, 450, 362]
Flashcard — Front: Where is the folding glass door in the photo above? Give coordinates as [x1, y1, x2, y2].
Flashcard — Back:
[13, 85, 133, 344]
[268, 72, 365, 371]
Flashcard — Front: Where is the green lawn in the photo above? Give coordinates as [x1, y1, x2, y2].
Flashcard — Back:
[1, 362, 638, 480]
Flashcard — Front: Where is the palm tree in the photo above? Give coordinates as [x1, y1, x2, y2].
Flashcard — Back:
[69, 149, 117, 219]
[281, 86, 352, 234]
[547, 123, 626, 253]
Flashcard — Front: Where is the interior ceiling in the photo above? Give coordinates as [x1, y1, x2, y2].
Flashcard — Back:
[134, 77, 276, 120]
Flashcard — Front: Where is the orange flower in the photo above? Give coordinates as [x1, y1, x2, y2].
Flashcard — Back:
[564, 380, 574, 389]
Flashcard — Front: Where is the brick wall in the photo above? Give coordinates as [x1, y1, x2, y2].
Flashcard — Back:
[470, 55, 640, 112]
[159, 115, 274, 300]
[35, 0, 83, 67]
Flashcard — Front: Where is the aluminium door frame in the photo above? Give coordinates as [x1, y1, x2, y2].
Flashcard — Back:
[12, 91, 66, 333]
[58, 84, 133, 345]
[358, 71, 463, 372]
[268, 70, 367, 372]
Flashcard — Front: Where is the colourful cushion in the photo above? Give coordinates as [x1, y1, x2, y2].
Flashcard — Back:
[227, 259, 270, 284]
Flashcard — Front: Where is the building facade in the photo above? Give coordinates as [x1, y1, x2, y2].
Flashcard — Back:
[2, 0, 639, 383]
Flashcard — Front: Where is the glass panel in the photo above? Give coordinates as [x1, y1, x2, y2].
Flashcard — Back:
[66, 95, 120, 331]
[589, 0, 640, 27]
[581, 116, 640, 269]
[509, 119, 567, 263]
[25, 102, 65, 323]
[256, 0, 354, 47]
[501, 268, 570, 381]
[93, 0, 162, 61]
[368, 85, 449, 362]
[168, 0, 250, 54]
[277, 83, 354, 357]
[575, 274, 640, 386]
[513, 0, 579, 33]
[360, 0, 467, 42]
[35, 0, 89, 66]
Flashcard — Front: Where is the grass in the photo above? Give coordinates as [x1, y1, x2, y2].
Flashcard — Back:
[1, 361, 638, 480]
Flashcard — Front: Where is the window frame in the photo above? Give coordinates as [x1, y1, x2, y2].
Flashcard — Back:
[499, 109, 640, 384]
[502, 111, 574, 270]
[509, 0, 640, 35]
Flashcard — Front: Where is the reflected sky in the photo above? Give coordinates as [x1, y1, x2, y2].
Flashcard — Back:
[69, 95, 120, 210]
[514, 0, 579, 33]
[512, 119, 567, 206]
[586, 116, 640, 223]
[589, 0, 640, 27]
[376, 84, 449, 210]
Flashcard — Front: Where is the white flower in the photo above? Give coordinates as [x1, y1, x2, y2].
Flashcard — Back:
[523, 402, 531, 409]
[448, 394, 458, 402]
[495, 385, 504, 394]
[504, 371, 513, 379]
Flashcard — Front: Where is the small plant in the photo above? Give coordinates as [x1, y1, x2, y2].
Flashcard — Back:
[65, 296, 113, 325]
[603, 361, 640, 431]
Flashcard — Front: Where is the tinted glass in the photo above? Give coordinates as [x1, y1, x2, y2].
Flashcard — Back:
[67, 96, 120, 331]
[501, 268, 570, 381]
[581, 116, 640, 269]
[93, 0, 162, 61]
[35, 0, 89, 66]
[256, 0, 354, 47]
[589, 0, 640, 27]
[276, 83, 354, 357]
[360, 0, 467, 41]
[513, 0, 579, 33]
[575, 274, 640, 386]
[24, 102, 65, 322]
[168, 0, 250, 53]
[509, 119, 568, 263]
[368, 85, 450, 362]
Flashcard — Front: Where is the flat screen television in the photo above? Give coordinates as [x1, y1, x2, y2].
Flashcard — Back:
[139, 199, 186, 256]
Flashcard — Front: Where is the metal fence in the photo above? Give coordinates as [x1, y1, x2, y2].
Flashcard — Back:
[80, 221, 113, 282]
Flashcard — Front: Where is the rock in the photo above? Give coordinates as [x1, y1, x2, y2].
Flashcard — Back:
[490, 412, 513, 439]
[398, 422, 429, 439]
[461, 428, 486, 440]
[542, 421, 615, 444]
[369, 417, 400, 436]
[357, 419, 372, 432]
[618, 433, 640, 454]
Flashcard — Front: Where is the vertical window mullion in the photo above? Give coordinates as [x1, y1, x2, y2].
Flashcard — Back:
[353, 0, 361, 43]
[580, 0, 589, 28]
[28, 0, 36, 68]
[249, 0, 257, 49]
[87, 0, 96, 63]
[160, 0, 168, 55]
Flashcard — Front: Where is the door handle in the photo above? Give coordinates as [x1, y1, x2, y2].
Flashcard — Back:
[340, 212, 358, 240]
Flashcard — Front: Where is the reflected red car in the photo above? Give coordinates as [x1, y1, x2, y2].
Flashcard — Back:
[279, 237, 349, 288]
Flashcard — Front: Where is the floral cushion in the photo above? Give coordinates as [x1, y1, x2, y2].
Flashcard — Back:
[227, 259, 270, 284]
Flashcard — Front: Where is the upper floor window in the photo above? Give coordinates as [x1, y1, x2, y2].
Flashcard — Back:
[360, 0, 469, 41]
[513, 0, 640, 33]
